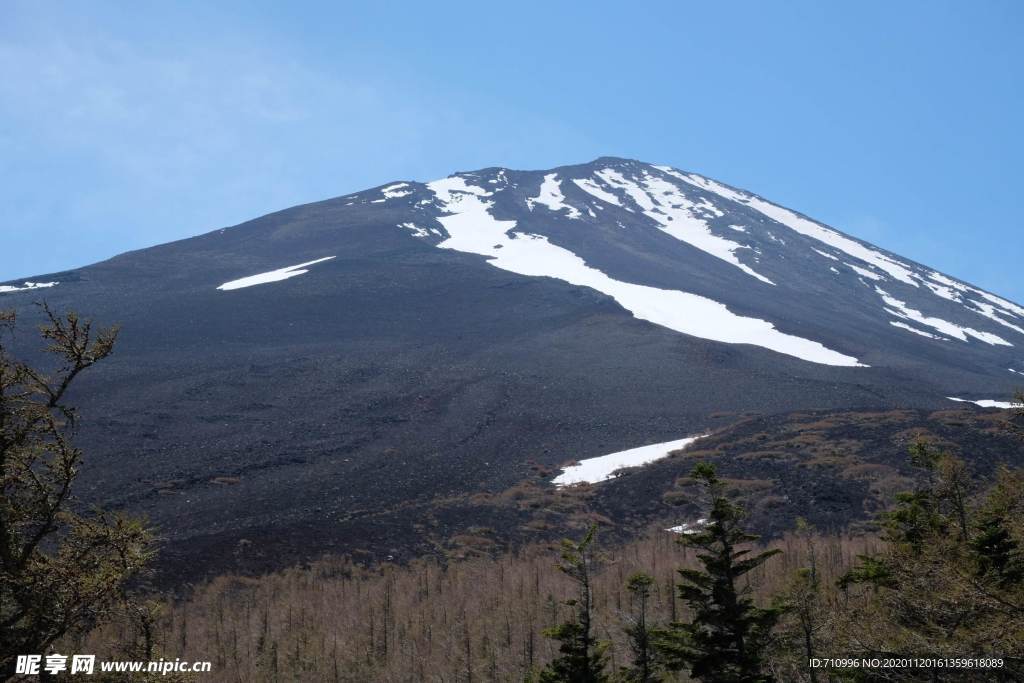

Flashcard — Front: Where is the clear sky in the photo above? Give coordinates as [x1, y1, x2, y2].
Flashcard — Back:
[2, 1, 1022, 302]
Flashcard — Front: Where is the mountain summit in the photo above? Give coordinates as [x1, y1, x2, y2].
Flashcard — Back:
[3, 157, 1021, 576]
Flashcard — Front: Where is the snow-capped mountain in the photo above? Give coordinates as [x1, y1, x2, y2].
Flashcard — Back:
[3, 156, 1021, 577]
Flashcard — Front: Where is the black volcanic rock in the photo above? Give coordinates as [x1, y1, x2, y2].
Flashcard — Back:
[2, 157, 1021, 577]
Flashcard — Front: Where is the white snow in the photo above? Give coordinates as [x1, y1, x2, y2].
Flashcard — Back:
[0, 281, 58, 294]
[876, 287, 1011, 346]
[923, 272, 1024, 332]
[1009, 368, 1021, 375]
[399, 222, 431, 238]
[923, 274, 962, 303]
[813, 248, 839, 261]
[595, 169, 655, 211]
[572, 178, 623, 206]
[216, 256, 336, 291]
[381, 183, 413, 198]
[890, 321, 947, 340]
[947, 397, 1022, 409]
[651, 165, 1024, 335]
[426, 175, 865, 367]
[667, 518, 710, 535]
[966, 299, 1024, 336]
[846, 263, 883, 281]
[976, 290, 1024, 319]
[657, 166, 921, 286]
[597, 168, 775, 285]
[527, 173, 581, 219]
[552, 435, 706, 486]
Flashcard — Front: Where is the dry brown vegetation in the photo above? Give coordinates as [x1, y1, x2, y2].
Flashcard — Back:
[75, 531, 876, 682]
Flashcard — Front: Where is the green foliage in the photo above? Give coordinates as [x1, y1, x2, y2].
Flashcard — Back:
[654, 463, 781, 683]
[0, 306, 154, 676]
[536, 525, 609, 683]
[833, 440, 1024, 676]
[772, 519, 827, 683]
[619, 573, 656, 682]
[836, 555, 894, 591]
[972, 467, 1024, 588]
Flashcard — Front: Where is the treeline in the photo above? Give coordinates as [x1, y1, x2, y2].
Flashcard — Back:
[74, 441, 1024, 682]
[5, 308, 1023, 681]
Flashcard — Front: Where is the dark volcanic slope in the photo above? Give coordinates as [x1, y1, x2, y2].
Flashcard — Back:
[2, 157, 1022, 575]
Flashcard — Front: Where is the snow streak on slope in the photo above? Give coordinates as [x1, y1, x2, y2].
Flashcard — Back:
[552, 435, 705, 486]
[217, 257, 336, 291]
[968, 300, 1024, 336]
[0, 281, 58, 294]
[664, 169, 921, 286]
[947, 397, 1022, 409]
[651, 164, 1024, 341]
[572, 178, 622, 206]
[426, 176, 865, 367]
[876, 287, 1011, 346]
[594, 168, 774, 285]
[890, 321, 947, 341]
[527, 174, 581, 219]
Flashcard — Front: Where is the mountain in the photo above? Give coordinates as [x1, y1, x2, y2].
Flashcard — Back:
[3, 157, 1022, 579]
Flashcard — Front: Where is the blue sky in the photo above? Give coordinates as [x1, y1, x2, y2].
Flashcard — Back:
[2, 1, 1022, 302]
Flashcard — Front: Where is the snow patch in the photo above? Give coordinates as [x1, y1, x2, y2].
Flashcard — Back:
[966, 300, 1024, 336]
[572, 178, 622, 206]
[399, 222, 430, 238]
[652, 166, 1024, 330]
[947, 397, 1022, 409]
[426, 176, 864, 367]
[876, 287, 1011, 346]
[553, 436, 706, 486]
[0, 281, 58, 294]
[667, 518, 710, 535]
[217, 257, 336, 291]
[976, 290, 1024, 319]
[527, 173, 581, 219]
[846, 263, 883, 281]
[660, 167, 921, 286]
[922, 272, 1024, 333]
[890, 321, 947, 341]
[381, 183, 413, 199]
[602, 168, 775, 285]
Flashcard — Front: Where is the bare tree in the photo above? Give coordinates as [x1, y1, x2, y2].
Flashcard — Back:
[1, 305, 153, 678]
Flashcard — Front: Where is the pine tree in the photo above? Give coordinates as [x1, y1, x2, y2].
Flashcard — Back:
[773, 519, 828, 683]
[620, 572, 655, 682]
[835, 441, 1024, 676]
[972, 466, 1024, 588]
[654, 463, 781, 683]
[536, 525, 608, 683]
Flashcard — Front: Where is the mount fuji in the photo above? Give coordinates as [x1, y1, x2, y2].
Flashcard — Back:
[4, 157, 1021, 578]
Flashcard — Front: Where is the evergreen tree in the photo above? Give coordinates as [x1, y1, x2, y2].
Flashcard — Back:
[537, 525, 608, 683]
[972, 466, 1024, 588]
[654, 463, 781, 683]
[772, 519, 826, 683]
[835, 442, 1024, 677]
[620, 572, 656, 682]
